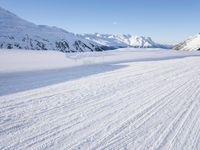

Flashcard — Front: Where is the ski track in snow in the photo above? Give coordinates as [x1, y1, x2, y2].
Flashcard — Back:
[1, 49, 200, 150]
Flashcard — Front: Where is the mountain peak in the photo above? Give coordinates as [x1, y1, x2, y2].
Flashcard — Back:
[0, 7, 103, 52]
[174, 34, 200, 51]
[80, 33, 165, 48]
[0, 7, 168, 51]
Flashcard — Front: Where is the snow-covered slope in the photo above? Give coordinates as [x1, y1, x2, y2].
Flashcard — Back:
[0, 48, 185, 73]
[1, 48, 200, 149]
[0, 7, 102, 52]
[174, 34, 200, 51]
[80, 33, 170, 49]
[0, 7, 170, 52]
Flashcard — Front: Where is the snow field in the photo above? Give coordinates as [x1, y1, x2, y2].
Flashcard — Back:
[1, 48, 200, 149]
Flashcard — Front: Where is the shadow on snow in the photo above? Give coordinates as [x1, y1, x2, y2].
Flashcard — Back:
[0, 54, 199, 96]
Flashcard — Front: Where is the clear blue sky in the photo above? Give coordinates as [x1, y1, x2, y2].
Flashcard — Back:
[0, 0, 199, 44]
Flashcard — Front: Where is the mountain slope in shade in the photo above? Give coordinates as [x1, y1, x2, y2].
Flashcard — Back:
[80, 33, 170, 49]
[0, 7, 102, 52]
[174, 34, 200, 51]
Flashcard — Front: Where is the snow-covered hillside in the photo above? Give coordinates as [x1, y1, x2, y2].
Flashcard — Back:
[0, 7, 102, 52]
[1, 48, 200, 149]
[174, 34, 200, 51]
[80, 33, 169, 49]
[0, 7, 170, 52]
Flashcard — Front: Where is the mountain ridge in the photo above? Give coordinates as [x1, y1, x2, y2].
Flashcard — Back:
[79, 33, 169, 48]
[173, 34, 200, 51]
[0, 7, 170, 52]
[0, 7, 103, 52]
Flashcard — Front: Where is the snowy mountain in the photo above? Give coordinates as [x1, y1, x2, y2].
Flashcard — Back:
[0, 7, 102, 52]
[173, 34, 200, 51]
[80, 33, 169, 49]
[0, 7, 169, 52]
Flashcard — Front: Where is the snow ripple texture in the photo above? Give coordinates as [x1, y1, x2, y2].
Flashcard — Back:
[1, 48, 200, 150]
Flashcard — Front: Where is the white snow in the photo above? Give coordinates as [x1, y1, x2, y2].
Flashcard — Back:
[174, 34, 200, 51]
[80, 33, 163, 48]
[0, 7, 99, 52]
[181, 35, 200, 51]
[1, 48, 200, 150]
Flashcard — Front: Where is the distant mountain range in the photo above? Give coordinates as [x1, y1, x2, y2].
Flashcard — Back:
[0, 7, 172, 52]
[173, 34, 200, 51]
[80, 33, 171, 49]
[1, 7, 199, 52]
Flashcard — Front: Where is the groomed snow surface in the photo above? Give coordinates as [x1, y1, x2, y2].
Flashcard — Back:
[1, 48, 200, 150]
